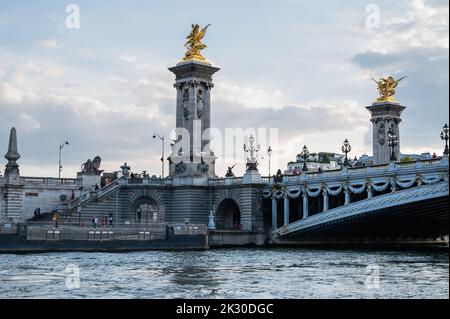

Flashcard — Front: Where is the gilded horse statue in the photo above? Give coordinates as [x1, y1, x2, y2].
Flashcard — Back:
[183, 24, 211, 62]
[372, 76, 407, 102]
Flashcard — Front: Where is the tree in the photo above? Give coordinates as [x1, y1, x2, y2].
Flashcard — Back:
[400, 156, 415, 163]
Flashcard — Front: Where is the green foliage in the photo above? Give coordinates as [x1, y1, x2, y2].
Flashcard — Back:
[400, 156, 415, 163]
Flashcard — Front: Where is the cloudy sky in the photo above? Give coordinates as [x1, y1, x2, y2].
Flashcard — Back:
[0, 0, 448, 178]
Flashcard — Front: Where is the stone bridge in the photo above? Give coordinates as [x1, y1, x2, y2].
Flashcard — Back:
[61, 158, 449, 245]
[65, 175, 264, 235]
[263, 158, 449, 244]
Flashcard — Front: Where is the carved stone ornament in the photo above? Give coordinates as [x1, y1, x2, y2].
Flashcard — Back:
[377, 121, 386, 145]
[175, 161, 187, 173]
[196, 89, 204, 119]
[182, 88, 189, 120]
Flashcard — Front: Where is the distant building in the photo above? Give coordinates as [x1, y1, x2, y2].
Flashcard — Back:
[286, 152, 342, 174]
[354, 154, 373, 167]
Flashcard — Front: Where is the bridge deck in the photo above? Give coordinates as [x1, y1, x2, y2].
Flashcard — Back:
[277, 181, 449, 242]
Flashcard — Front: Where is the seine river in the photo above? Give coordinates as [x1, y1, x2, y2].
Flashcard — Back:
[0, 248, 448, 299]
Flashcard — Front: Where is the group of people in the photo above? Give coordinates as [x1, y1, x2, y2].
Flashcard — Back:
[33, 208, 42, 220]
[91, 213, 114, 228]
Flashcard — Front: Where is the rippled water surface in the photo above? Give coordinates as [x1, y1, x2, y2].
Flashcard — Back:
[0, 249, 448, 298]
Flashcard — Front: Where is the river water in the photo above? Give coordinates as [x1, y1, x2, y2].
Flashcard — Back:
[0, 248, 448, 299]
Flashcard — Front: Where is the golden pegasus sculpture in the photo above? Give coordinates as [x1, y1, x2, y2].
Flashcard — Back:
[372, 76, 407, 102]
[183, 23, 211, 62]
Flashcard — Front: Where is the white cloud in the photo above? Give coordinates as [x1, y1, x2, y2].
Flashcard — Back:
[16, 114, 41, 131]
[119, 55, 137, 63]
[35, 39, 59, 49]
[215, 81, 287, 109]
[357, 0, 449, 53]
[0, 82, 24, 104]
[107, 76, 128, 84]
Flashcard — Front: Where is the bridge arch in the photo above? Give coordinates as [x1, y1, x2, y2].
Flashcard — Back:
[216, 198, 242, 230]
[127, 188, 165, 223]
[132, 196, 160, 223]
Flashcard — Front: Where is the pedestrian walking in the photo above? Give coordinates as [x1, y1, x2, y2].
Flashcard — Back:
[108, 213, 113, 228]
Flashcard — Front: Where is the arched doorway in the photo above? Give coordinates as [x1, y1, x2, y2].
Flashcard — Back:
[216, 199, 241, 230]
[133, 197, 159, 225]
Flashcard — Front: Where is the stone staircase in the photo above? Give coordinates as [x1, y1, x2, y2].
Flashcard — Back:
[64, 182, 136, 225]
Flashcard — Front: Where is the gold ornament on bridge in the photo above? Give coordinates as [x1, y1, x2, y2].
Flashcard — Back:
[372, 76, 407, 102]
[183, 24, 211, 63]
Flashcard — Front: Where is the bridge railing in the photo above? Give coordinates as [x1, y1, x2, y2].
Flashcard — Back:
[270, 158, 448, 186]
[24, 222, 207, 240]
[126, 177, 172, 185]
[67, 180, 119, 209]
[172, 224, 207, 235]
[22, 176, 77, 185]
[208, 177, 243, 186]
[26, 222, 168, 241]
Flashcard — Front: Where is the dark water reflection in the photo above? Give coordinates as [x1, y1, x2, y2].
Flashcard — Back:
[0, 248, 448, 299]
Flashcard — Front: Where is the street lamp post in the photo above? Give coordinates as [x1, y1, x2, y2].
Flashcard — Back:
[300, 145, 309, 172]
[387, 128, 398, 162]
[58, 141, 69, 179]
[267, 146, 273, 179]
[153, 133, 165, 178]
[341, 138, 352, 167]
[440, 123, 449, 156]
[243, 135, 261, 170]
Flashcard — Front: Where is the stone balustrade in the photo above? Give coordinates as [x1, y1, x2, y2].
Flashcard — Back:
[208, 177, 243, 187]
[22, 177, 77, 185]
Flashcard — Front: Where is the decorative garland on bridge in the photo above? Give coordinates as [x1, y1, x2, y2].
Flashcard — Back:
[264, 172, 447, 199]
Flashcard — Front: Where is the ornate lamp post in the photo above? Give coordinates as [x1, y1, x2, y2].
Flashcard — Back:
[387, 127, 398, 162]
[153, 133, 165, 178]
[300, 145, 309, 171]
[58, 141, 69, 179]
[244, 135, 261, 170]
[341, 138, 351, 167]
[267, 146, 273, 178]
[440, 123, 449, 156]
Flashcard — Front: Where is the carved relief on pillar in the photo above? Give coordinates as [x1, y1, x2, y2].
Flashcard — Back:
[376, 119, 386, 145]
[197, 158, 209, 174]
[187, 80, 200, 88]
[196, 89, 204, 119]
[182, 88, 189, 120]
[175, 161, 187, 174]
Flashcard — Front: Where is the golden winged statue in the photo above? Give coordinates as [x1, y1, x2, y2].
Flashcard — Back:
[183, 23, 211, 62]
[372, 76, 407, 102]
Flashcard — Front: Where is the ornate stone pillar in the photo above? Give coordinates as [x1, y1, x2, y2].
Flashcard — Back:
[283, 195, 289, 225]
[322, 188, 329, 212]
[366, 102, 406, 165]
[344, 185, 351, 205]
[271, 197, 277, 230]
[3, 127, 24, 222]
[390, 177, 397, 193]
[168, 61, 220, 178]
[367, 183, 373, 199]
[302, 192, 309, 219]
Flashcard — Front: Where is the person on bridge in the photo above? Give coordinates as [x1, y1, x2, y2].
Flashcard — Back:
[54, 212, 61, 228]
[108, 213, 114, 228]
